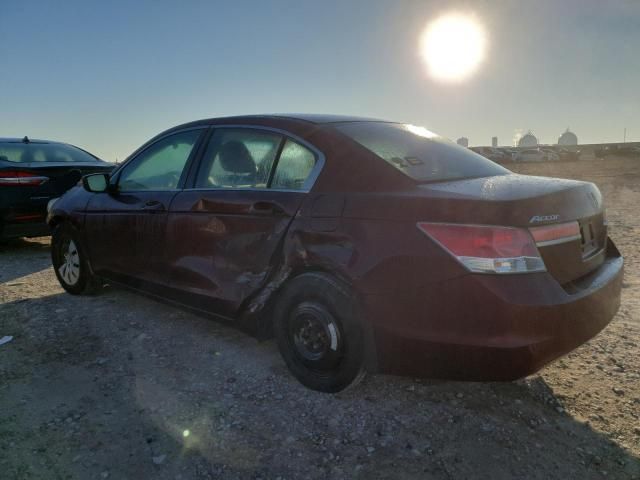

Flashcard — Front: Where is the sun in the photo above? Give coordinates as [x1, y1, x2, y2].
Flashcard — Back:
[420, 13, 487, 82]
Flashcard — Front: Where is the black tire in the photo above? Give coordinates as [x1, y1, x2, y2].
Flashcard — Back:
[51, 223, 101, 295]
[274, 272, 367, 393]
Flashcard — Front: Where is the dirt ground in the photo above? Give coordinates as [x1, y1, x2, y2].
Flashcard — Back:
[1, 157, 639, 480]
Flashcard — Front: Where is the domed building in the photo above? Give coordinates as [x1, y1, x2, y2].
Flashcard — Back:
[558, 128, 578, 146]
[518, 131, 538, 147]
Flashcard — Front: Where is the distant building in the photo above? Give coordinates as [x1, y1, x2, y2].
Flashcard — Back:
[518, 131, 538, 147]
[558, 128, 578, 146]
[456, 137, 469, 147]
[492, 136, 498, 147]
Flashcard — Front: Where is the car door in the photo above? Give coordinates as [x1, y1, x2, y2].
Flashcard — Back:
[84, 128, 205, 285]
[164, 127, 321, 316]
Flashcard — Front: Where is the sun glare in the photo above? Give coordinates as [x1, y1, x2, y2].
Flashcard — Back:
[406, 124, 437, 139]
[420, 13, 486, 82]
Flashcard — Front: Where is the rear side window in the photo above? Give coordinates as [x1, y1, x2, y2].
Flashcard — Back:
[0, 142, 100, 163]
[195, 129, 282, 189]
[271, 140, 316, 190]
[335, 122, 509, 183]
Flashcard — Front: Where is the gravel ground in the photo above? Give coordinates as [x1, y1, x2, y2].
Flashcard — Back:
[1, 157, 639, 480]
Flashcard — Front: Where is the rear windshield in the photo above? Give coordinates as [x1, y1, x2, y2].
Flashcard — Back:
[335, 122, 509, 183]
[0, 142, 100, 163]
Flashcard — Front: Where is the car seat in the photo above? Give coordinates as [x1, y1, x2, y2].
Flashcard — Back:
[217, 141, 257, 187]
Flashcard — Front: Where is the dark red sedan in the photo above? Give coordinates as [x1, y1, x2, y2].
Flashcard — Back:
[47, 115, 623, 392]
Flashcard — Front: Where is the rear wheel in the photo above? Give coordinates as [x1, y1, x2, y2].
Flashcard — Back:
[51, 223, 101, 295]
[274, 272, 367, 393]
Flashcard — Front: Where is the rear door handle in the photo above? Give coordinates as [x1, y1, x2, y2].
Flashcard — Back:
[142, 200, 166, 212]
[249, 201, 285, 216]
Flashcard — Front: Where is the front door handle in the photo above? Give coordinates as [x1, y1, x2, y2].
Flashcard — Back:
[142, 200, 166, 212]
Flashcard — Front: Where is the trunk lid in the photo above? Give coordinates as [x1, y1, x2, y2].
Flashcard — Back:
[1, 161, 113, 223]
[18, 161, 114, 198]
[344, 174, 607, 284]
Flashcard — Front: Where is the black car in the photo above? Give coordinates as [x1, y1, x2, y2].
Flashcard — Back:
[0, 137, 113, 240]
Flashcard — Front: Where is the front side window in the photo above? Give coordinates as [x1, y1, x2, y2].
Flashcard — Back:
[335, 122, 509, 183]
[195, 129, 282, 189]
[271, 139, 316, 190]
[118, 129, 202, 192]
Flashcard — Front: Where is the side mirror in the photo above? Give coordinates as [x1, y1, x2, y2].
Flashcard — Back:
[82, 173, 111, 193]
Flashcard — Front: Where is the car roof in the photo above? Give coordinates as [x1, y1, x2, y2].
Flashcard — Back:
[0, 137, 57, 144]
[126, 113, 414, 193]
[267, 114, 387, 124]
[206, 114, 386, 125]
[168, 114, 392, 132]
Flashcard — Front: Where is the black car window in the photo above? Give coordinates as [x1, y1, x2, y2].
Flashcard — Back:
[271, 139, 316, 190]
[335, 122, 509, 183]
[194, 129, 282, 189]
[0, 142, 100, 163]
[118, 130, 201, 192]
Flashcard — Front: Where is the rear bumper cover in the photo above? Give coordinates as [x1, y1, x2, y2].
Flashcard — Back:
[364, 240, 623, 380]
[1, 198, 52, 238]
[1, 217, 50, 239]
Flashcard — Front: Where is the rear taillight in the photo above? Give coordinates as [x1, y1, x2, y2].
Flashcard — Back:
[529, 221, 581, 246]
[0, 171, 49, 186]
[417, 222, 546, 274]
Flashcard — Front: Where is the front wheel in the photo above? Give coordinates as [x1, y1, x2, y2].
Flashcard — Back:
[51, 223, 101, 295]
[274, 272, 367, 393]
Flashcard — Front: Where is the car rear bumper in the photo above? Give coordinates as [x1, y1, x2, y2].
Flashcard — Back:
[1, 212, 50, 239]
[1, 221, 50, 239]
[363, 240, 623, 380]
[1, 193, 52, 239]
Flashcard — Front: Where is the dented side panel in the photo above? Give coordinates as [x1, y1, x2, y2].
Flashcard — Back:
[164, 189, 306, 316]
[245, 197, 467, 316]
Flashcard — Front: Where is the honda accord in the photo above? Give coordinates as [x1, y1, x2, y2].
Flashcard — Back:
[47, 115, 623, 392]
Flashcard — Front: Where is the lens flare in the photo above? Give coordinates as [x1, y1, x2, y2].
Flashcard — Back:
[420, 13, 487, 82]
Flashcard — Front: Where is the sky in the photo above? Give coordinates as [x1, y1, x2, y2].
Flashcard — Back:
[1, 0, 639, 161]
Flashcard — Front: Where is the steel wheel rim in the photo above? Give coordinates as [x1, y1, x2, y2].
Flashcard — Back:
[289, 302, 343, 370]
[58, 239, 80, 286]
